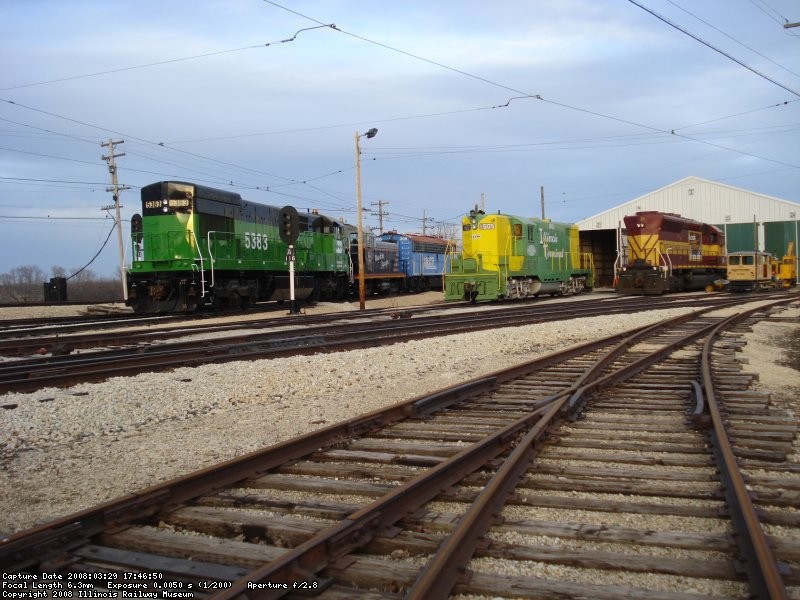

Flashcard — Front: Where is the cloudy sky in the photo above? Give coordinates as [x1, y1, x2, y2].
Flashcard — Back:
[1, 0, 799, 279]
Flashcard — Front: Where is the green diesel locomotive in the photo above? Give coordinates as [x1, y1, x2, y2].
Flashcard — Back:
[444, 208, 594, 302]
[127, 181, 351, 313]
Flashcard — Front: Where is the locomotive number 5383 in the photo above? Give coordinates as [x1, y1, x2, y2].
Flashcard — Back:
[244, 232, 268, 251]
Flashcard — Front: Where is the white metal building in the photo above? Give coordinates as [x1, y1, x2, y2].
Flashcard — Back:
[577, 176, 799, 232]
[574, 176, 800, 287]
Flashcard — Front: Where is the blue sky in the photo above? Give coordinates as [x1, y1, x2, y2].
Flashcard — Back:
[1, 0, 799, 278]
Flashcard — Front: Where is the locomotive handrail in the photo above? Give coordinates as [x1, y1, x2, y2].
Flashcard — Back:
[659, 248, 673, 277]
[189, 226, 206, 298]
[207, 230, 220, 291]
[348, 252, 355, 284]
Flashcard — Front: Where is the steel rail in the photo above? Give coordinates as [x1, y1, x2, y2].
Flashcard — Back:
[0, 298, 640, 360]
[1, 307, 708, 581]
[700, 301, 793, 600]
[0, 309, 629, 393]
[0, 297, 746, 394]
[403, 305, 738, 598]
[4, 299, 795, 597]
[0, 325, 638, 571]
[406, 296, 797, 599]
[212, 304, 739, 599]
[0, 292, 749, 358]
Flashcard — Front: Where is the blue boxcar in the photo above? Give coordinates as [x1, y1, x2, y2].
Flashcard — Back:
[378, 232, 450, 291]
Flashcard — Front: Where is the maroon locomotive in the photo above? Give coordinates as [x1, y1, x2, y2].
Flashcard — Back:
[616, 211, 726, 294]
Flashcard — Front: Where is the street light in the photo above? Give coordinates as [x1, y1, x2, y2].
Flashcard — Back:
[354, 127, 378, 310]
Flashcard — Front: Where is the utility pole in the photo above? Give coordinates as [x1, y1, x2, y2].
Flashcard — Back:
[370, 200, 389, 233]
[540, 186, 545, 220]
[354, 128, 378, 311]
[421, 210, 429, 236]
[101, 139, 130, 301]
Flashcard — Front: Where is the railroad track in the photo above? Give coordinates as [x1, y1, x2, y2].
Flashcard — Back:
[2, 297, 797, 598]
[0, 293, 757, 393]
[0, 291, 733, 356]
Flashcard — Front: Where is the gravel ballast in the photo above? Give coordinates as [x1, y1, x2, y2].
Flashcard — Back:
[0, 295, 797, 537]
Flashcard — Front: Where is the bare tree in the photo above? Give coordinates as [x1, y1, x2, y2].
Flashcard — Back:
[0, 265, 47, 302]
[0, 264, 122, 304]
[65, 267, 121, 302]
[434, 221, 460, 245]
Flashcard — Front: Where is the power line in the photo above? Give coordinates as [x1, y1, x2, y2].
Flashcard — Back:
[0, 25, 336, 92]
[3, 4, 796, 221]
[162, 105, 498, 144]
[747, 0, 791, 27]
[262, 0, 530, 97]
[0, 215, 112, 221]
[665, 0, 800, 80]
[0, 176, 117, 185]
[627, 0, 800, 97]
[0, 98, 322, 196]
[64, 221, 118, 282]
[259, 0, 800, 171]
[0, 146, 104, 167]
[671, 99, 800, 131]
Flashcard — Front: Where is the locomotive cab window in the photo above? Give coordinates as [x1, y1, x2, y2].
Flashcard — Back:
[527, 225, 534, 241]
[512, 224, 522, 238]
[200, 214, 230, 234]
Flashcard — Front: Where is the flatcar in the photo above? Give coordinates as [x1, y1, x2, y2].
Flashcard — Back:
[616, 211, 726, 295]
[378, 232, 450, 291]
[127, 181, 354, 312]
[727, 242, 796, 292]
[444, 208, 594, 302]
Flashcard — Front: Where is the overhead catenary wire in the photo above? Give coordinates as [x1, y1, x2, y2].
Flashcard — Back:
[0, 2, 796, 244]
[747, 0, 800, 34]
[627, 0, 800, 97]
[0, 25, 337, 92]
[0, 97, 332, 200]
[2, 4, 797, 190]
[257, 0, 800, 173]
[665, 0, 800, 80]
[4, 95, 797, 196]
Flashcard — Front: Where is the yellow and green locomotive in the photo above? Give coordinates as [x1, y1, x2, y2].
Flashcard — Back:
[127, 181, 351, 313]
[444, 208, 594, 302]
